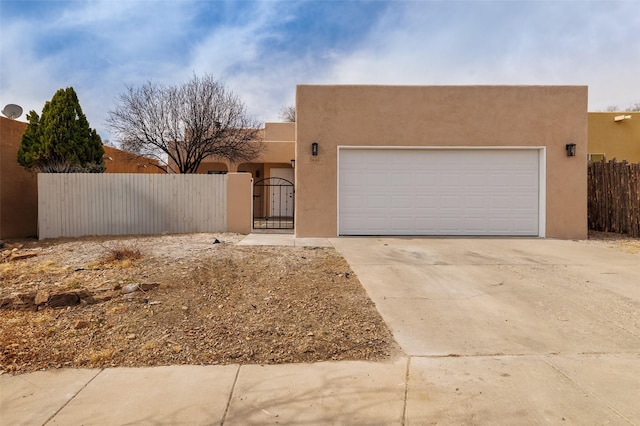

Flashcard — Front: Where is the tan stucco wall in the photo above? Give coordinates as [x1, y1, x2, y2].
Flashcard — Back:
[0, 116, 38, 239]
[198, 122, 294, 174]
[588, 112, 640, 162]
[196, 162, 229, 174]
[256, 141, 295, 164]
[226, 173, 252, 234]
[103, 145, 166, 173]
[295, 85, 588, 239]
[264, 122, 295, 141]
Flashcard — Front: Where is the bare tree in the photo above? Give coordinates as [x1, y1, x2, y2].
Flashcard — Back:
[279, 105, 296, 122]
[106, 74, 263, 174]
[626, 102, 640, 112]
[605, 102, 640, 112]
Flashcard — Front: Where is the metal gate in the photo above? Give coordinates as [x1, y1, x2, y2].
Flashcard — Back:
[253, 177, 294, 230]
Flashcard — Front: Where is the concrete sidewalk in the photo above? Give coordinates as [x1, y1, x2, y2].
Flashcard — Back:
[2, 235, 640, 425]
[237, 233, 332, 247]
[1, 359, 408, 425]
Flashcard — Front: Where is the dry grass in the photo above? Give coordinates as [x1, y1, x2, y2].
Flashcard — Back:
[0, 236, 400, 374]
[87, 243, 142, 269]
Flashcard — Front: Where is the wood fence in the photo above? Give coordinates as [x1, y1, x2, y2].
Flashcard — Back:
[588, 159, 640, 237]
[38, 174, 227, 239]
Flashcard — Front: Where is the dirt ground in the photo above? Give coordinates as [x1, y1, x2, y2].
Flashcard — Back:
[0, 234, 400, 375]
[2, 231, 637, 376]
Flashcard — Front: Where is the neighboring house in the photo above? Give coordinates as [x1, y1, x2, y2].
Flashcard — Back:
[587, 112, 640, 163]
[294, 85, 587, 240]
[194, 122, 296, 229]
[0, 120, 167, 239]
[103, 145, 166, 174]
[0, 116, 38, 239]
[195, 122, 295, 181]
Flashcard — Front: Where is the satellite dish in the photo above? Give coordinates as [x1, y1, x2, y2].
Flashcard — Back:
[2, 104, 23, 119]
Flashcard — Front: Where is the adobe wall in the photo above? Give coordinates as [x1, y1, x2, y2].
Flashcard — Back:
[0, 116, 38, 239]
[295, 85, 588, 239]
[103, 145, 166, 173]
[588, 112, 640, 162]
[226, 173, 252, 234]
[264, 122, 295, 141]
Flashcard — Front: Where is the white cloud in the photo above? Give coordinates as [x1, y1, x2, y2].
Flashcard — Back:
[2, 0, 639, 141]
[319, 1, 640, 110]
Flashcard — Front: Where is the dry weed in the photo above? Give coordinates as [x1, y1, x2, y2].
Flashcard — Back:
[90, 243, 143, 268]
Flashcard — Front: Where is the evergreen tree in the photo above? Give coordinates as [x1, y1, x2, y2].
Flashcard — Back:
[17, 87, 105, 172]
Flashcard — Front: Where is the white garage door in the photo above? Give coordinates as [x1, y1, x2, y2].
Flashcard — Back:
[338, 148, 541, 236]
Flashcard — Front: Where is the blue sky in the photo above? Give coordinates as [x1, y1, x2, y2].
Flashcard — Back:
[1, 0, 639, 143]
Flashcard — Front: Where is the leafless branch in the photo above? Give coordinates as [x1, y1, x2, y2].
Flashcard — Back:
[106, 74, 264, 174]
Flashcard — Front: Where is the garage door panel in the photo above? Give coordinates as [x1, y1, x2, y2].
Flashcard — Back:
[339, 149, 540, 236]
[442, 196, 463, 208]
[492, 194, 515, 207]
[466, 199, 487, 210]
[391, 195, 414, 208]
[367, 172, 387, 186]
[415, 196, 437, 208]
[514, 196, 537, 210]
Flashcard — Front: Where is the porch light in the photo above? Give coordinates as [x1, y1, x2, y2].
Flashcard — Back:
[290, 159, 295, 168]
[566, 143, 576, 157]
[312, 142, 319, 156]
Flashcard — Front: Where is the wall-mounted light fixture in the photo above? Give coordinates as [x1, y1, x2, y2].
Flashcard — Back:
[614, 115, 632, 122]
[311, 142, 319, 156]
[566, 143, 577, 157]
[290, 159, 295, 168]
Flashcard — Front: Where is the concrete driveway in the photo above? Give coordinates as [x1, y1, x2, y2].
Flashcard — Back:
[331, 237, 640, 424]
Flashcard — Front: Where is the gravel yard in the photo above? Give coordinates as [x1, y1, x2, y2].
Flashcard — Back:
[0, 234, 400, 374]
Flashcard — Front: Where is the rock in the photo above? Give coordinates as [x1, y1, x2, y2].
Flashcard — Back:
[0, 295, 12, 308]
[121, 283, 140, 294]
[74, 320, 90, 329]
[35, 290, 50, 306]
[91, 294, 115, 304]
[10, 292, 36, 309]
[9, 252, 38, 261]
[48, 292, 80, 308]
[138, 282, 160, 291]
[127, 334, 137, 340]
[121, 283, 159, 294]
[75, 289, 92, 299]
[213, 238, 221, 244]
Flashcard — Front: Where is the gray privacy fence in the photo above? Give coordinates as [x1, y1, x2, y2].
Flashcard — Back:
[38, 173, 227, 239]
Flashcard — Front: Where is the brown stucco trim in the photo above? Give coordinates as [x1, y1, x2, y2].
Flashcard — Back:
[226, 173, 252, 234]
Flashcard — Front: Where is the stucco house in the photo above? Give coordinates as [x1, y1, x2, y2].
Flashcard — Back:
[0, 116, 37, 239]
[103, 145, 167, 174]
[293, 85, 588, 240]
[195, 122, 295, 182]
[0, 120, 168, 239]
[5, 85, 590, 240]
[588, 112, 640, 163]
